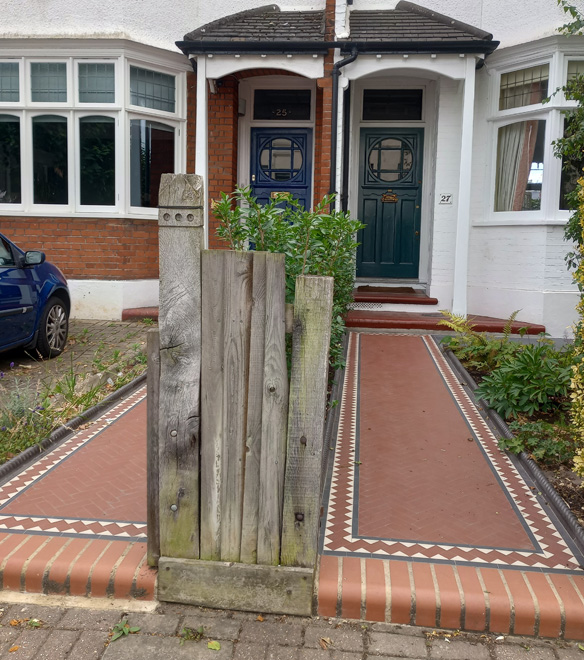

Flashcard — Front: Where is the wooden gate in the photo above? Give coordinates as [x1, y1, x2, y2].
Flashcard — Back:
[147, 174, 334, 615]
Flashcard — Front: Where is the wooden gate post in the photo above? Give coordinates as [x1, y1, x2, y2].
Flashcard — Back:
[147, 328, 160, 567]
[157, 174, 203, 559]
[281, 275, 334, 568]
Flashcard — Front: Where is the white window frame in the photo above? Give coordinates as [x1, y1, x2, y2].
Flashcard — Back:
[0, 59, 24, 108]
[0, 46, 189, 219]
[126, 113, 183, 216]
[126, 59, 180, 120]
[484, 44, 584, 226]
[74, 59, 119, 108]
[76, 111, 119, 214]
[0, 110, 24, 210]
[28, 59, 71, 107]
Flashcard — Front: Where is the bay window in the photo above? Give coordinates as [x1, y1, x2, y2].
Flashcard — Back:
[0, 115, 20, 204]
[490, 51, 584, 222]
[0, 52, 186, 215]
[32, 115, 68, 204]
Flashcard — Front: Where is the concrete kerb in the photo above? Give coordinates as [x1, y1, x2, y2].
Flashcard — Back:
[0, 372, 147, 485]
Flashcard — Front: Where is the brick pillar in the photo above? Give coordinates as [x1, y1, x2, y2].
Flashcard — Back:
[207, 77, 239, 249]
[314, 52, 334, 207]
[186, 71, 197, 174]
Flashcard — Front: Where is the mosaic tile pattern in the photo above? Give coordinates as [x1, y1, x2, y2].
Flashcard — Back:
[0, 388, 147, 542]
[321, 333, 584, 572]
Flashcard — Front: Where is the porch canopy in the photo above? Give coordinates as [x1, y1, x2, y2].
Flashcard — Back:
[177, 2, 499, 315]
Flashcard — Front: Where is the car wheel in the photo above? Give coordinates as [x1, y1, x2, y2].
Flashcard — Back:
[36, 297, 69, 358]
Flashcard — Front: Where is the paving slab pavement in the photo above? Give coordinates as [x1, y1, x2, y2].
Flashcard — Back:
[0, 319, 154, 396]
[0, 599, 581, 659]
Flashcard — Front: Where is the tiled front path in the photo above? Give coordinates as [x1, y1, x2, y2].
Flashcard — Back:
[2, 331, 584, 641]
[318, 333, 584, 639]
[0, 386, 155, 600]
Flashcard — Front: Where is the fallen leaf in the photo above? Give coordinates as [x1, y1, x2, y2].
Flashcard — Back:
[9, 620, 20, 627]
[207, 640, 221, 650]
[256, 615, 264, 622]
[8, 646, 19, 652]
[319, 637, 332, 650]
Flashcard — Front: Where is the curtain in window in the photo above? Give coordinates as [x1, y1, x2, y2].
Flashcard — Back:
[494, 121, 542, 212]
[494, 123, 525, 211]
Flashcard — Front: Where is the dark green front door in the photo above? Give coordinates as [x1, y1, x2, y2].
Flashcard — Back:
[357, 128, 424, 278]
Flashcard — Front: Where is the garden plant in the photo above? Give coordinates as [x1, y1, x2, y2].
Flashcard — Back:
[212, 187, 365, 371]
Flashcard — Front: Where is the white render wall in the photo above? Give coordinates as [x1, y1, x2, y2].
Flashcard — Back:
[0, 0, 325, 54]
[0, 0, 577, 53]
[348, 0, 575, 50]
[428, 77, 462, 308]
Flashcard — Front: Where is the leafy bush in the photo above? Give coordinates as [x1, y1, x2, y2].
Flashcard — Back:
[213, 187, 365, 370]
[475, 344, 572, 419]
[439, 310, 526, 372]
[499, 419, 577, 467]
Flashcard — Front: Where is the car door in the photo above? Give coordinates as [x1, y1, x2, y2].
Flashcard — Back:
[0, 237, 38, 347]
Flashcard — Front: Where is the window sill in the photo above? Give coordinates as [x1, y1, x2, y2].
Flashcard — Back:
[0, 208, 160, 220]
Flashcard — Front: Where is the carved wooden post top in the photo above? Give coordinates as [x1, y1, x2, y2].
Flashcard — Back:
[158, 173, 204, 228]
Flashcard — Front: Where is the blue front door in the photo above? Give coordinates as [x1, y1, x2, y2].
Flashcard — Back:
[250, 128, 312, 208]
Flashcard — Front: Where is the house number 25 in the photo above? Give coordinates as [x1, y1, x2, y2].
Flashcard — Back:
[275, 109, 289, 116]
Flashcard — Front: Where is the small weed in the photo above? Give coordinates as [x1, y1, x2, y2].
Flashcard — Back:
[110, 619, 140, 642]
[179, 626, 204, 645]
[142, 317, 155, 326]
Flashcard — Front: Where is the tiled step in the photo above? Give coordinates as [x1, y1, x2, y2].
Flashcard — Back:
[346, 310, 546, 335]
[353, 286, 438, 305]
[318, 555, 584, 638]
[122, 307, 159, 322]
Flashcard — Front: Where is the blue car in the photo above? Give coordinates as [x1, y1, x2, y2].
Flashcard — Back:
[0, 233, 70, 358]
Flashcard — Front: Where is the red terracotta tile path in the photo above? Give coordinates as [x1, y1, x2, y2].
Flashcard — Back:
[0, 387, 155, 600]
[318, 332, 584, 639]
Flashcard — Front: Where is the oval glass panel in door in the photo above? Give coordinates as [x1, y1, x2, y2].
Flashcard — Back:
[368, 137, 414, 183]
[259, 138, 303, 182]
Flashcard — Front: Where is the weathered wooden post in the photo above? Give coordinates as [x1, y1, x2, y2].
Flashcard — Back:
[281, 275, 334, 568]
[157, 174, 203, 560]
[146, 328, 160, 567]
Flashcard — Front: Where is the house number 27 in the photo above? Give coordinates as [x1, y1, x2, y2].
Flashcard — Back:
[439, 194, 453, 205]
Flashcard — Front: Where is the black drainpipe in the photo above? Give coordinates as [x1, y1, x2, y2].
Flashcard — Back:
[330, 47, 358, 207]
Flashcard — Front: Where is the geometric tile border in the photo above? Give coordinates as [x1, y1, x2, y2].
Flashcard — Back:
[321, 333, 584, 573]
[0, 387, 147, 542]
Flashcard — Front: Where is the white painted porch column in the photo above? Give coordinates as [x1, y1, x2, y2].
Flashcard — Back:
[451, 56, 476, 316]
[195, 55, 209, 248]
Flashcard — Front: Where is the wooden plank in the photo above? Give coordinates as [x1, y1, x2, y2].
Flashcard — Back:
[200, 250, 226, 560]
[158, 557, 314, 616]
[220, 251, 253, 562]
[240, 252, 267, 564]
[257, 253, 289, 565]
[280, 275, 334, 568]
[157, 174, 203, 560]
[146, 328, 160, 567]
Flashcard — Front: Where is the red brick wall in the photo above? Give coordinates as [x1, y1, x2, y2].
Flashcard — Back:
[0, 217, 158, 280]
[186, 71, 197, 174]
[207, 77, 239, 249]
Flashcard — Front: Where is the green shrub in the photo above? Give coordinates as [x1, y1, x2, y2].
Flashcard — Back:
[439, 310, 526, 373]
[475, 344, 572, 419]
[499, 419, 577, 467]
[213, 187, 365, 370]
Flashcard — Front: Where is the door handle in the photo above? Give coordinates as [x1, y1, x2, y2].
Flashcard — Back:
[251, 174, 256, 182]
